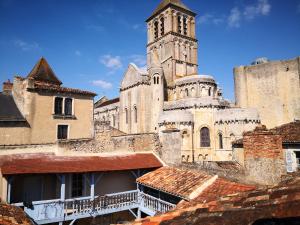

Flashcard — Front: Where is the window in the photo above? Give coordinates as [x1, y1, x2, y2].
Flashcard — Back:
[154, 21, 159, 39]
[71, 174, 83, 198]
[177, 15, 182, 34]
[112, 115, 115, 127]
[160, 17, 164, 36]
[57, 125, 68, 140]
[208, 87, 211, 96]
[54, 97, 63, 115]
[218, 133, 223, 149]
[125, 108, 128, 124]
[200, 127, 210, 147]
[64, 98, 73, 116]
[134, 106, 137, 123]
[153, 77, 156, 84]
[183, 16, 187, 35]
[157, 77, 159, 84]
[185, 88, 189, 97]
[295, 151, 300, 168]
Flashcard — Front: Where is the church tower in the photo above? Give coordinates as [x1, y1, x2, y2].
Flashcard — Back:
[146, 0, 198, 87]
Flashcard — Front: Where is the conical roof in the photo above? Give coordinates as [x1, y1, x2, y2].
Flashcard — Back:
[27, 57, 62, 85]
[146, 0, 195, 22]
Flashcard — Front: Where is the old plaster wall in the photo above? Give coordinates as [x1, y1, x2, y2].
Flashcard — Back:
[1, 77, 94, 146]
[234, 57, 300, 128]
[159, 130, 182, 165]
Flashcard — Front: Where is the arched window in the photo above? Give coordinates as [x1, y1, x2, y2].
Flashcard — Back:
[191, 87, 195, 97]
[153, 77, 156, 84]
[183, 16, 187, 35]
[160, 17, 164, 36]
[125, 108, 128, 124]
[218, 133, 223, 149]
[154, 21, 159, 39]
[177, 15, 182, 34]
[134, 106, 137, 123]
[208, 87, 211, 96]
[112, 115, 115, 127]
[200, 127, 210, 147]
[185, 88, 189, 97]
[157, 77, 159, 84]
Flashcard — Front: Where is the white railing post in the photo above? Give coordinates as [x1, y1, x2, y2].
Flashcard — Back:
[90, 173, 95, 200]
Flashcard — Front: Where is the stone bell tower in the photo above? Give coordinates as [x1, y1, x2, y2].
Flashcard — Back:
[146, 0, 198, 87]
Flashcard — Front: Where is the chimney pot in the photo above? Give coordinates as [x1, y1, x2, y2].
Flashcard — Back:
[2, 79, 13, 95]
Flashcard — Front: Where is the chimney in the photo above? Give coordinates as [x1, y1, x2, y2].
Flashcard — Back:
[2, 79, 13, 95]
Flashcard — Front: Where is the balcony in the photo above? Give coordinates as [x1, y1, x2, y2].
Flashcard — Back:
[13, 190, 175, 224]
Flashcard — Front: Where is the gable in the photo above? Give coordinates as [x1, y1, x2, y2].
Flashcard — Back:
[120, 63, 149, 90]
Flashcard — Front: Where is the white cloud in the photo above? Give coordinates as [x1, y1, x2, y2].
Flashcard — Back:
[75, 50, 81, 56]
[13, 39, 40, 51]
[129, 54, 147, 67]
[198, 14, 224, 25]
[91, 80, 113, 89]
[99, 55, 122, 70]
[244, 0, 271, 20]
[228, 7, 241, 28]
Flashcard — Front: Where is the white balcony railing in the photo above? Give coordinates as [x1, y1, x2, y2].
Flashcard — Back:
[13, 190, 176, 224]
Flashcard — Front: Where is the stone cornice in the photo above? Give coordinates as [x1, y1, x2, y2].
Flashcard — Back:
[120, 81, 151, 92]
[147, 31, 197, 47]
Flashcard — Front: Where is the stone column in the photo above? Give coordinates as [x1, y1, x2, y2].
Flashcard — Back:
[147, 23, 151, 43]
[191, 18, 196, 38]
[187, 17, 191, 37]
[173, 12, 177, 32]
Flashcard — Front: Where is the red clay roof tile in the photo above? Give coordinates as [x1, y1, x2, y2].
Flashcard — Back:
[1, 153, 162, 175]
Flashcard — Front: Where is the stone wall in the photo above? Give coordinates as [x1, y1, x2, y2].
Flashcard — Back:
[234, 57, 300, 128]
[159, 129, 182, 165]
[63, 124, 160, 154]
[243, 126, 286, 185]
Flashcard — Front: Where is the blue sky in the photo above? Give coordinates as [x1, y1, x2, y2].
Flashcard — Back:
[0, 0, 300, 101]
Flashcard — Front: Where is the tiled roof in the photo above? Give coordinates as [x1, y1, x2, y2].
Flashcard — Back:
[187, 178, 256, 205]
[234, 121, 300, 146]
[270, 120, 300, 143]
[129, 176, 300, 225]
[29, 81, 96, 97]
[1, 153, 162, 175]
[137, 167, 214, 199]
[147, 0, 195, 22]
[0, 203, 33, 225]
[27, 57, 62, 85]
[0, 93, 26, 122]
[96, 97, 119, 108]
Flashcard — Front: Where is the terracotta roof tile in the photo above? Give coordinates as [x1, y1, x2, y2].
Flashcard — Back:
[137, 167, 213, 199]
[1, 153, 162, 175]
[96, 97, 119, 108]
[29, 81, 96, 96]
[129, 176, 300, 225]
[27, 57, 62, 85]
[0, 203, 34, 225]
[236, 121, 300, 146]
